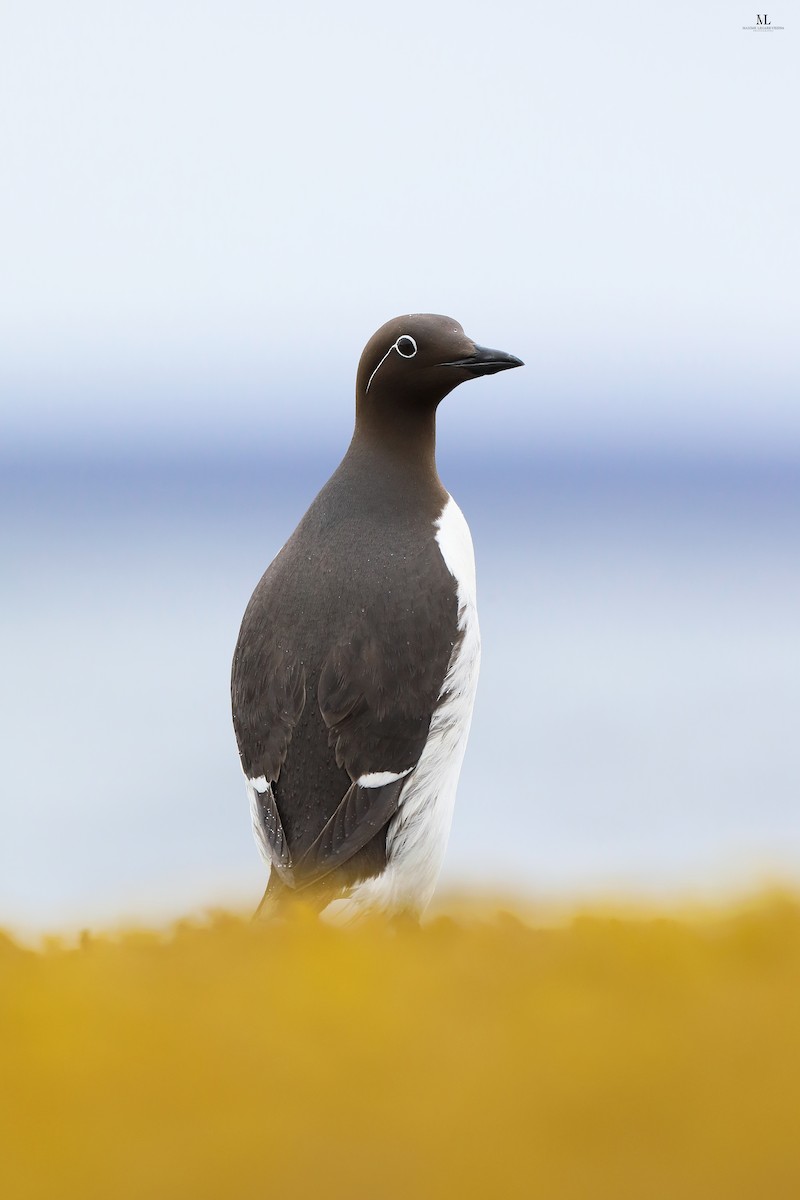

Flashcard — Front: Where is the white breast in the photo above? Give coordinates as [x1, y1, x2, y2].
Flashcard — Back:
[323, 495, 481, 922]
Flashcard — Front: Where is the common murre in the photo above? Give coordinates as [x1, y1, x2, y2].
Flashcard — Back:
[231, 314, 522, 919]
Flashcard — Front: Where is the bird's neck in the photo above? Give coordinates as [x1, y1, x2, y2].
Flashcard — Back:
[348, 401, 440, 482]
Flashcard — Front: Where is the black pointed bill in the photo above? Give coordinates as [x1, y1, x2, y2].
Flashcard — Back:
[442, 342, 524, 377]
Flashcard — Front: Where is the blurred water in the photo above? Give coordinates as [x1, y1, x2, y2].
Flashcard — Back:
[1, 451, 798, 931]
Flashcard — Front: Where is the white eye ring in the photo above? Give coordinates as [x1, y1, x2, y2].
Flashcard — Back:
[365, 333, 419, 393]
[395, 334, 417, 358]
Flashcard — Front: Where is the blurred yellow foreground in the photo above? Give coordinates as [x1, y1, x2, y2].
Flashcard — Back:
[2, 893, 799, 1199]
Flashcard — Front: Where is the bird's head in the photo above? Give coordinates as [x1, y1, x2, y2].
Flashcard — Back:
[355, 314, 523, 414]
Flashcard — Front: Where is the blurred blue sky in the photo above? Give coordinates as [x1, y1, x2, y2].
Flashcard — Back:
[2, 458, 798, 932]
[1, 1, 798, 460]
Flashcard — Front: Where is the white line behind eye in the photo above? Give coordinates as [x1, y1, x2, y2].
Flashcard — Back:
[365, 334, 418, 393]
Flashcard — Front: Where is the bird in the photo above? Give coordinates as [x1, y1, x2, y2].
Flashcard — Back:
[231, 314, 522, 920]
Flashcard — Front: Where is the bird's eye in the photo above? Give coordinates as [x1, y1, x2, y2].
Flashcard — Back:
[395, 335, 417, 358]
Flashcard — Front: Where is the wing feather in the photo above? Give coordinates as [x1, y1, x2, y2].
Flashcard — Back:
[294, 777, 406, 888]
[232, 636, 306, 873]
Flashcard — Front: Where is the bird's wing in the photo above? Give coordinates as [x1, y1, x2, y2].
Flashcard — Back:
[233, 564, 458, 891]
[293, 611, 457, 888]
[294, 775, 408, 888]
[231, 637, 306, 883]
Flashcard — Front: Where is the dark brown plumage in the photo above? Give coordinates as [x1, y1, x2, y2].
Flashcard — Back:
[231, 314, 522, 915]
